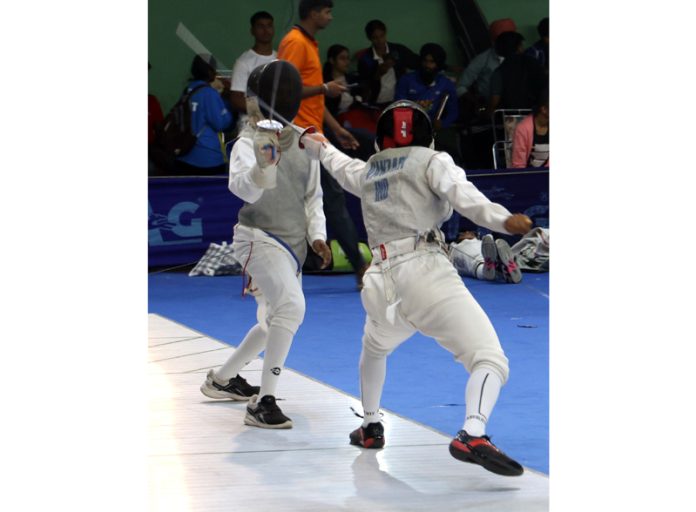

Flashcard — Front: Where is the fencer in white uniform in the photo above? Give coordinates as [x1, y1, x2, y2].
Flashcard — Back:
[300, 100, 532, 476]
[200, 61, 331, 429]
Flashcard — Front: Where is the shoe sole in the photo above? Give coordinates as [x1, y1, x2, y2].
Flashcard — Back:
[495, 239, 522, 284]
[448, 441, 524, 476]
[200, 382, 252, 401]
[244, 412, 293, 429]
[480, 235, 497, 281]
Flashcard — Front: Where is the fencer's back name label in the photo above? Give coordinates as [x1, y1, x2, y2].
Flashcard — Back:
[366, 156, 407, 180]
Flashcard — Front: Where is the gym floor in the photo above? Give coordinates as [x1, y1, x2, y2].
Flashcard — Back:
[148, 270, 549, 510]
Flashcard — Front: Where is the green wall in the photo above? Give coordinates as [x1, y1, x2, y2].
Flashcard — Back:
[149, 0, 548, 111]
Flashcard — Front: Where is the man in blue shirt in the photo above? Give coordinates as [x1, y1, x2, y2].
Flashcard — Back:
[394, 43, 458, 130]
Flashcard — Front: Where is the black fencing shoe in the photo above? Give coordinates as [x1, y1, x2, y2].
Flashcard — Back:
[349, 422, 385, 449]
[244, 395, 293, 429]
[449, 430, 524, 476]
[200, 370, 260, 401]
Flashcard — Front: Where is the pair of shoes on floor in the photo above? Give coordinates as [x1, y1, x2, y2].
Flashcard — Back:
[200, 370, 292, 429]
[200, 369, 260, 400]
[481, 234, 522, 284]
[349, 422, 523, 477]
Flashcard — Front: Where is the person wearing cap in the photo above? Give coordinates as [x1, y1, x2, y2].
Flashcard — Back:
[456, 18, 517, 104]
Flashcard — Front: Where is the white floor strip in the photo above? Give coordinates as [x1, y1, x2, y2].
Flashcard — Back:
[148, 313, 549, 511]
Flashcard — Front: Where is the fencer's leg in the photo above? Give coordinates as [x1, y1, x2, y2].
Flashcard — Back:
[462, 367, 503, 436]
[258, 325, 294, 399]
[359, 342, 387, 428]
[349, 339, 388, 449]
[241, 244, 305, 429]
[216, 323, 267, 380]
[200, 292, 268, 400]
[243, 245, 306, 399]
[349, 271, 414, 448]
[451, 238, 490, 280]
[213, 291, 269, 379]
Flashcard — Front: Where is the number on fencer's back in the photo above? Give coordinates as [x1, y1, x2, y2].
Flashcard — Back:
[156, 84, 209, 157]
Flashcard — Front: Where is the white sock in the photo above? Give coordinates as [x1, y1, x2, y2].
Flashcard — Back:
[258, 325, 294, 399]
[359, 347, 386, 427]
[215, 324, 267, 381]
[462, 368, 503, 437]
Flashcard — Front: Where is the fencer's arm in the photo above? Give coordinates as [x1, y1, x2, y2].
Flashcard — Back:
[300, 133, 366, 197]
[304, 158, 328, 244]
[228, 136, 277, 203]
[426, 152, 513, 234]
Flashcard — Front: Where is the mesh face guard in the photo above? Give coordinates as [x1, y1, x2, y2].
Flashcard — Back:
[246, 60, 302, 125]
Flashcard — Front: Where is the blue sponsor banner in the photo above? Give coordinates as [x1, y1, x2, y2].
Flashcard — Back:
[148, 177, 242, 267]
[467, 168, 549, 229]
[148, 168, 548, 267]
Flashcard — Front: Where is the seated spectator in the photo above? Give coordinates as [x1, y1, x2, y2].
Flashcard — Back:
[323, 44, 377, 161]
[228, 11, 277, 133]
[174, 54, 234, 176]
[323, 44, 359, 118]
[524, 17, 549, 73]
[394, 43, 459, 130]
[488, 32, 547, 113]
[456, 18, 517, 108]
[357, 19, 420, 108]
[511, 89, 549, 168]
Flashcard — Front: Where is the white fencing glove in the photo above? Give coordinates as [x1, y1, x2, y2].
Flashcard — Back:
[251, 129, 280, 189]
[298, 126, 329, 160]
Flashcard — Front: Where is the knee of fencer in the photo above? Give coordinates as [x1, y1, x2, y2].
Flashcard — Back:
[269, 296, 306, 333]
[255, 301, 270, 332]
[361, 333, 392, 358]
[460, 349, 510, 385]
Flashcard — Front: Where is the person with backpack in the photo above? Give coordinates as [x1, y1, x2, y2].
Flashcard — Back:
[169, 54, 234, 175]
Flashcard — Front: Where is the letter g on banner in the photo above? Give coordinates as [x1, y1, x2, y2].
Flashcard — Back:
[148, 200, 203, 246]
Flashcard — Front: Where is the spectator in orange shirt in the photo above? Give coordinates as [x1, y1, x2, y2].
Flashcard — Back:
[278, 0, 367, 288]
[277, 0, 358, 150]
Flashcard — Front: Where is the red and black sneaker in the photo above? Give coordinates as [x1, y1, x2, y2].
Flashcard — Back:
[449, 430, 524, 476]
[349, 422, 385, 449]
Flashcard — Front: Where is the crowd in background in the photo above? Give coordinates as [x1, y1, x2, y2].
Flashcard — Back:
[148, 8, 549, 177]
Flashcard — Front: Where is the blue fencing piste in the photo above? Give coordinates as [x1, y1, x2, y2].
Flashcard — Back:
[148, 169, 549, 267]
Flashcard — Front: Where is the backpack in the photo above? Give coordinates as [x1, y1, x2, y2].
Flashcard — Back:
[155, 84, 209, 157]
